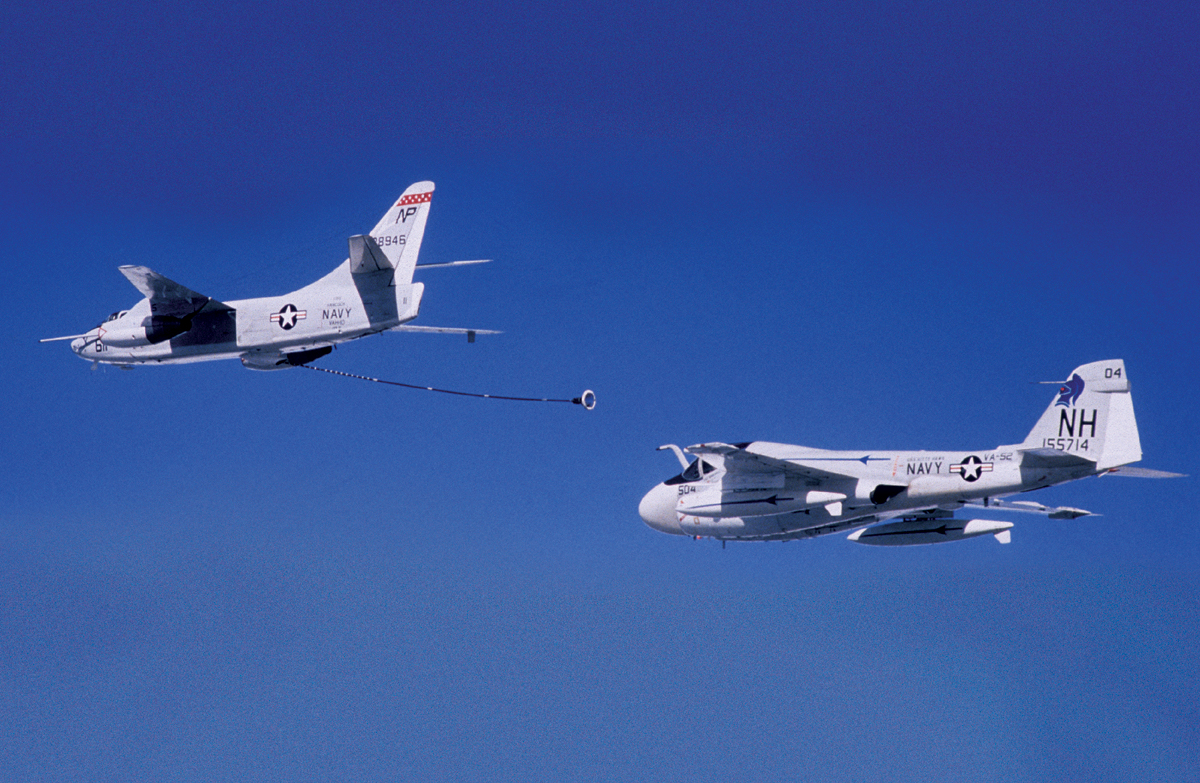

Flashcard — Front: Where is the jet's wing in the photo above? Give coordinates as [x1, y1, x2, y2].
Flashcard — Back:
[963, 498, 1094, 518]
[118, 265, 230, 317]
[686, 442, 849, 483]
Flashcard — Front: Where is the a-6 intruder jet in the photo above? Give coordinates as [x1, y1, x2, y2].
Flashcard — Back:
[42, 181, 494, 370]
[640, 360, 1181, 546]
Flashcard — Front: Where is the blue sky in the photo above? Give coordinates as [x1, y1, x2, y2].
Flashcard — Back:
[3, 1, 1198, 780]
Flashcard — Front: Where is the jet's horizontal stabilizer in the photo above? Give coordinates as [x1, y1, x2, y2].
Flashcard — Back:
[1017, 447, 1095, 468]
[1103, 466, 1186, 478]
[848, 518, 1013, 546]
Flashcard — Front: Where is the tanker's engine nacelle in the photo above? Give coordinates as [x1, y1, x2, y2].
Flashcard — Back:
[239, 345, 334, 371]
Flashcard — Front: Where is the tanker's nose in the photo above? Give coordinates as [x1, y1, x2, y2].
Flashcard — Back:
[70, 328, 104, 360]
[639, 483, 682, 535]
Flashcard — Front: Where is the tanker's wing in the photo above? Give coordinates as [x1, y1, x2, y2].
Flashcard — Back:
[118, 266, 230, 317]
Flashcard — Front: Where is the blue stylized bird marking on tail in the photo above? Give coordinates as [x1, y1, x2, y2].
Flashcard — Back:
[1055, 373, 1085, 407]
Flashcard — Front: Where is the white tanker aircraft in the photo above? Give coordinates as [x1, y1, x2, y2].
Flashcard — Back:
[640, 360, 1181, 546]
[42, 181, 494, 370]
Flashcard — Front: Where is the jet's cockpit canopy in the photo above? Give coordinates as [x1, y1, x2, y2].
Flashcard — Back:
[656, 444, 720, 485]
[104, 311, 128, 323]
[664, 458, 718, 485]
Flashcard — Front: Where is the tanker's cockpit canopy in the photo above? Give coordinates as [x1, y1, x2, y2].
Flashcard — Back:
[665, 458, 717, 485]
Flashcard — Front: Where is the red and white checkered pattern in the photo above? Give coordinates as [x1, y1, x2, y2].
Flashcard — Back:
[396, 192, 432, 207]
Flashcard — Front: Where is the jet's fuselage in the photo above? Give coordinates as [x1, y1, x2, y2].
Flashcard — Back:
[639, 444, 1097, 540]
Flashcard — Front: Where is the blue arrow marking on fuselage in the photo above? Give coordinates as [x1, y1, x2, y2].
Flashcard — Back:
[791, 456, 890, 465]
[689, 494, 795, 510]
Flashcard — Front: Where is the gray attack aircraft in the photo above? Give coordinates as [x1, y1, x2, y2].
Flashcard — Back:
[640, 360, 1181, 546]
[42, 181, 495, 370]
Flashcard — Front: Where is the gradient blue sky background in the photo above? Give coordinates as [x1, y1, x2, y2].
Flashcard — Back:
[3, 2, 1198, 780]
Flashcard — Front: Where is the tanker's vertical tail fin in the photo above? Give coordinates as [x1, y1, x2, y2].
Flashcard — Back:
[346, 182, 433, 330]
[348, 181, 434, 285]
[1020, 359, 1142, 470]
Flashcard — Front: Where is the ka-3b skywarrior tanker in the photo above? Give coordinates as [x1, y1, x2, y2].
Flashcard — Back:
[42, 182, 494, 370]
[640, 360, 1182, 547]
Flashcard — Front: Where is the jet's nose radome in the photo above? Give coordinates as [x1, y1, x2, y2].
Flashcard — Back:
[639, 483, 682, 535]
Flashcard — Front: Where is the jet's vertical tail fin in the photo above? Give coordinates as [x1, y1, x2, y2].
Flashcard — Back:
[1020, 359, 1142, 470]
[349, 181, 435, 284]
